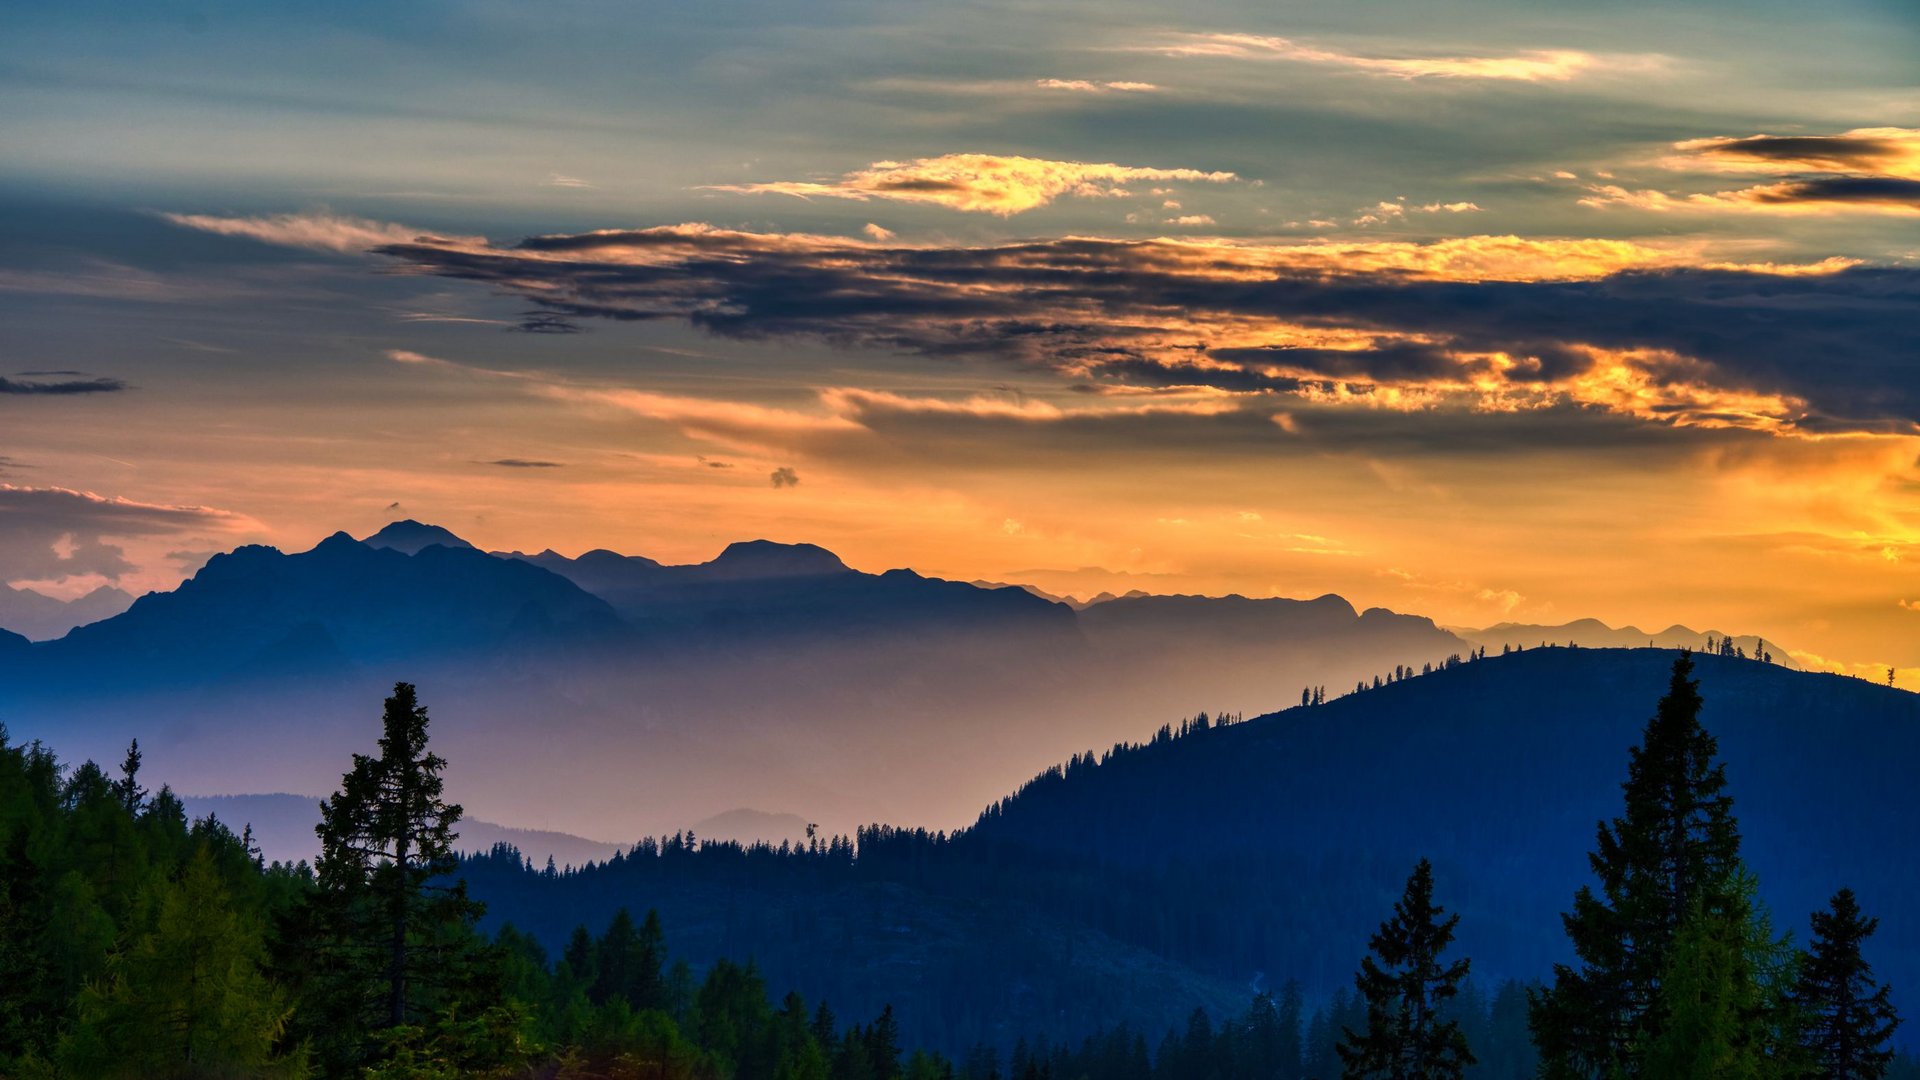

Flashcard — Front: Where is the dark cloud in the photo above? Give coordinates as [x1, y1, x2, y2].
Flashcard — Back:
[1696, 134, 1910, 172]
[770, 466, 800, 488]
[0, 486, 245, 583]
[481, 458, 565, 468]
[0, 374, 126, 395]
[376, 228, 1920, 434]
[1744, 176, 1920, 208]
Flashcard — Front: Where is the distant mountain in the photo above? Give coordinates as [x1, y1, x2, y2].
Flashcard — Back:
[0, 582, 134, 641]
[362, 519, 477, 555]
[4, 521, 1798, 847]
[179, 793, 624, 869]
[504, 539, 1063, 643]
[1452, 618, 1795, 666]
[688, 808, 812, 847]
[468, 648, 1920, 1055]
[11, 530, 620, 684]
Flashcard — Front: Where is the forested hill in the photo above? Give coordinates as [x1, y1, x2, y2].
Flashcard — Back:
[962, 646, 1918, 993]
[464, 647, 1920, 1057]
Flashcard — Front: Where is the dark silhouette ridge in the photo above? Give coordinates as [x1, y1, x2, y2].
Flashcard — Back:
[360, 518, 477, 555]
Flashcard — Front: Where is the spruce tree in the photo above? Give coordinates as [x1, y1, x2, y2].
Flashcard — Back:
[297, 681, 490, 1072]
[1531, 651, 1743, 1078]
[1797, 889, 1900, 1079]
[1337, 858, 1474, 1080]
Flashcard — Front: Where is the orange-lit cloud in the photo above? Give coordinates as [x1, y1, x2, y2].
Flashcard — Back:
[1132, 32, 1609, 82]
[702, 153, 1238, 214]
[1582, 180, 1920, 215]
[351, 221, 1913, 436]
[1670, 127, 1920, 179]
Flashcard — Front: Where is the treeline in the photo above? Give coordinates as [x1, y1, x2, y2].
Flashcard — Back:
[6, 654, 1918, 1078]
[0, 687, 957, 1079]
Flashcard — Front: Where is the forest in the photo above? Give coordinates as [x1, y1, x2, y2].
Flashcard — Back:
[0, 653, 1913, 1078]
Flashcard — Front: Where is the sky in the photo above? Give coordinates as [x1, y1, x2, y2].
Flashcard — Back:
[3, 0, 1920, 678]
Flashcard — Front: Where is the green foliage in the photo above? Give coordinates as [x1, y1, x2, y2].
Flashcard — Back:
[1638, 872, 1805, 1080]
[59, 851, 306, 1079]
[1532, 651, 1747, 1078]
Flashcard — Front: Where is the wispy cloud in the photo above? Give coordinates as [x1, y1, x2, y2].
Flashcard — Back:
[0, 374, 125, 395]
[1130, 32, 1611, 82]
[160, 211, 477, 254]
[482, 458, 565, 468]
[1035, 78, 1159, 93]
[702, 153, 1238, 215]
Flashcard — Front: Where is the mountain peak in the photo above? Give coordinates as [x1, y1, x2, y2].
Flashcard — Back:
[361, 520, 476, 556]
[701, 540, 850, 580]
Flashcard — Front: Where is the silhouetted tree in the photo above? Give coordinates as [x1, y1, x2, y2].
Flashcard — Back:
[1337, 858, 1473, 1079]
[1531, 651, 1744, 1078]
[1797, 889, 1900, 1079]
[297, 681, 492, 1072]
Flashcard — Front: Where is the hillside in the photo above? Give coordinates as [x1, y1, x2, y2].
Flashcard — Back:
[464, 647, 1920, 1055]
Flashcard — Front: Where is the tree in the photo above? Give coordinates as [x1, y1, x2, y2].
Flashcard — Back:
[1638, 871, 1803, 1080]
[1531, 651, 1743, 1078]
[297, 682, 492, 1072]
[1337, 858, 1473, 1080]
[1797, 889, 1900, 1079]
[114, 740, 145, 813]
[61, 850, 305, 1078]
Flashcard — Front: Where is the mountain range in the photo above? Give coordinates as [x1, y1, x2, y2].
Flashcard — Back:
[0, 521, 1801, 841]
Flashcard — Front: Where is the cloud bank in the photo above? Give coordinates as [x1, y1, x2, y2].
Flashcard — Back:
[354, 223, 1916, 436]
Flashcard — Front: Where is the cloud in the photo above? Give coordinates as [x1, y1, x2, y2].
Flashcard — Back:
[482, 458, 564, 468]
[769, 466, 801, 488]
[1169, 214, 1216, 226]
[1671, 128, 1920, 179]
[160, 211, 478, 254]
[0, 374, 125, 395]
[0, 485, 252, 584]
[546, 173, 595, 188]
[702, 153, 1238, 215]
[1583, 178, 1920, 216]
[372, 223, 1917, 435]
[1035, 79, 1159, 93]
[863, 223, 896, 241]
[1132, 32, 1608, 82]
[1587, 127, 1920, 217]
[1419, 202, 1483, 214]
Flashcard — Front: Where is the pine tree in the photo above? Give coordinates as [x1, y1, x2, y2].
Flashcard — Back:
[296, 681, 491, 1072]
[1337, 858, 1474, 1080]
[114, 739, 145, 813]
[1531, 651, 1743, 1078]
[1797, 889, 1901, 1079]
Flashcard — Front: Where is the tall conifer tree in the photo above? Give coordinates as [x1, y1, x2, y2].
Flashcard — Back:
[1531, 651, 1743, 1078]
[298, 682, 490, 1071]
[1337, 858, 1474, 1080]
[1797, 889, 1900, 1079]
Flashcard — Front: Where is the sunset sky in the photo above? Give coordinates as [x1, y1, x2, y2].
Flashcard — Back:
[4, 0, 1919, 678]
